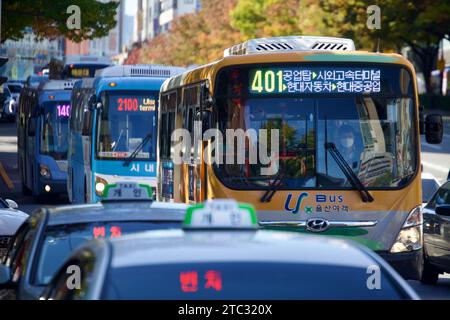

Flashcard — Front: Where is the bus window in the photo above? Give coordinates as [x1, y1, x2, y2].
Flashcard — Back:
[40, 101, 70, 160]
[217, 97, 316, 189]
[316, 97, 416, 188]
[96, 93, 157, 160]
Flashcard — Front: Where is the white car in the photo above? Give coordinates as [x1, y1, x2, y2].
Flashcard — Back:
[421, 172, 441, 208]
[0, 198, 28, 259]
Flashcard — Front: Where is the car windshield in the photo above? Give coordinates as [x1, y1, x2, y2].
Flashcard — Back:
[422, 178, 440, 203]
[96, 92, 157, 160]
[215, 64, 417, 189]
[34, 221, 181, 285]
[101, 262, 405, 299]
[40, 101, 70, 160]
[426, 181, 450, 209]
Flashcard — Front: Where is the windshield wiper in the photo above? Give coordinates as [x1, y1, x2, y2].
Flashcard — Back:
[123, 133, 152, 167]
[325, 142, 374, 203]
[260, 169, 285, 203]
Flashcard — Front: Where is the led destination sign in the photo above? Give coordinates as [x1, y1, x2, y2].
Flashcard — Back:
[249, 67, 381, 94]
[114, 97, 156, 112]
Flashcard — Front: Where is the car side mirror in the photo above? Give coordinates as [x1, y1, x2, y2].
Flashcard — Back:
[435, 205, 450, 216]
[5, 199, 18, 209]
[0, 264, 13, 288]
[425, 114, 443, 144]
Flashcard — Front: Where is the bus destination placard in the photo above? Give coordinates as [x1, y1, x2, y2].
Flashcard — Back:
[249, 67, 381, 94]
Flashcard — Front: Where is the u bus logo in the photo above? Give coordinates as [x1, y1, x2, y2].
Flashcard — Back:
[284, 193, 308, 214]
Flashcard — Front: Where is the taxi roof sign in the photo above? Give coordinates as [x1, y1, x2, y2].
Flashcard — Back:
[184, 200, 257, 230]
[101, 183, 153, 202]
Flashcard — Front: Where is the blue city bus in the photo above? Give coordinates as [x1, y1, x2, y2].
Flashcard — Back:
[18, 80, 75, 198]
[68, 65, 185, 203]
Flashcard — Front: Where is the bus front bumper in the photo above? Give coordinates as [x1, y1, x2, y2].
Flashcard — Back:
[38, 178, 67, 195]
[378, 249, 423, 280]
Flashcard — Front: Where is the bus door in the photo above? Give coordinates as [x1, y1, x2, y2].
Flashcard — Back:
[183, 85, 203, 204]
[25, 105, 38, 189]
[81, 96, 94, 202]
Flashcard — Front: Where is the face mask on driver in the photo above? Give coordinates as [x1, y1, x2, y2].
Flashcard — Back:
[340, 138, 354, 148]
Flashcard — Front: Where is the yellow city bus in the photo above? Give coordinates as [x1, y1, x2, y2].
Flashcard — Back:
[157, 36, 443, 279]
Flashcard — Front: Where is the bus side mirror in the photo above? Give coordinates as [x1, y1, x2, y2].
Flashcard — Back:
[28, 119, 36, 136]
[199, 110, 211, 135]
[419, 105, 425, 135]
[425, 114, 443, 144]
[82, 110, 92, 136]
[88, 95, 98, 111]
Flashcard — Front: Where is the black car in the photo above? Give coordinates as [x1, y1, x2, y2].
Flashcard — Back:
[422, 180, 450, 284]
[0, 201, 187, 299]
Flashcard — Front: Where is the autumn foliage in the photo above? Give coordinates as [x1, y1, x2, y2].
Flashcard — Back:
[134, 0, 242, 67]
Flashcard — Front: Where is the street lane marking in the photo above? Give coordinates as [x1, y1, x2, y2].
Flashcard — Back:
[0, 162, 14, 190]
[422, 161, 449, 174]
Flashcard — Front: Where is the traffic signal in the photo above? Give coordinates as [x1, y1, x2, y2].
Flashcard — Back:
[0, 56, 8, 85]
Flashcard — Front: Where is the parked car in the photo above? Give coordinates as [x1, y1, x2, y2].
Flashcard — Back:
[0, 86, 16, 121]
[0, 197, 187, 299]
[42, 200, 419, 300]
[421, 180, 450, 284]
[6, 82, 23, 106]
[0, 198, 28, 260]
[421, 172, 441, 207]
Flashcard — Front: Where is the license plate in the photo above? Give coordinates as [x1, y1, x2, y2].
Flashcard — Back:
[104, 183, 151, 200]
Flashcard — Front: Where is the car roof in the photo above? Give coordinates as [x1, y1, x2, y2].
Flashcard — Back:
[44, 201, 188, 227]
[0, 209, 29, 235]
[107, 229, 377, 269]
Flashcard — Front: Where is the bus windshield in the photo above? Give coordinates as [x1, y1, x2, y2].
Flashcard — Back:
[215, 64, 417, 190]
[40, 101, 70, 160]
[96, 92, 157, 160]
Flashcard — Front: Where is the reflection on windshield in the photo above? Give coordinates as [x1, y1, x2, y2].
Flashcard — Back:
[96, 93, 157, 160]
[216, 96, 416, 189]
[35, 221, 180, 285]
[40, 101, 70, 160]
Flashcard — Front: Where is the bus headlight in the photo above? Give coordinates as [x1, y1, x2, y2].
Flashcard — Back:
[95, 176, 108, 196]
[390, 206, 423, 253]
[39, 164, 51, 179]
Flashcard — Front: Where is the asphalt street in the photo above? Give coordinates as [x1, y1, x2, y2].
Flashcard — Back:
[0, 118, 449, 299]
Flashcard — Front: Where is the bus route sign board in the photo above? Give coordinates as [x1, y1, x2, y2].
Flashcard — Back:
[249, 67, 381, 95]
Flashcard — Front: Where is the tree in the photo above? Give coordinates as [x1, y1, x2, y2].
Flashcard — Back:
[320, 0, 450, 94]
[231, 0, 332, 40]
[139, 0, 242, 66]
[2, 0, 119, 43]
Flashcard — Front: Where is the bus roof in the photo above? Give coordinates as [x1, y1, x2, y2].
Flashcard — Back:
[94, 64, 185, 78]
[94, 76, 172, 94]
[161, 50, 413, 93]
[224, 36, 355, 56]
[73, 77, 95, 89]
[38, 89, 72, 104]
[64, 55, 112, 65]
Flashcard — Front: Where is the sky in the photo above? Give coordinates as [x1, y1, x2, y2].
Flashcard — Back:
[124, 0, 138, 16]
